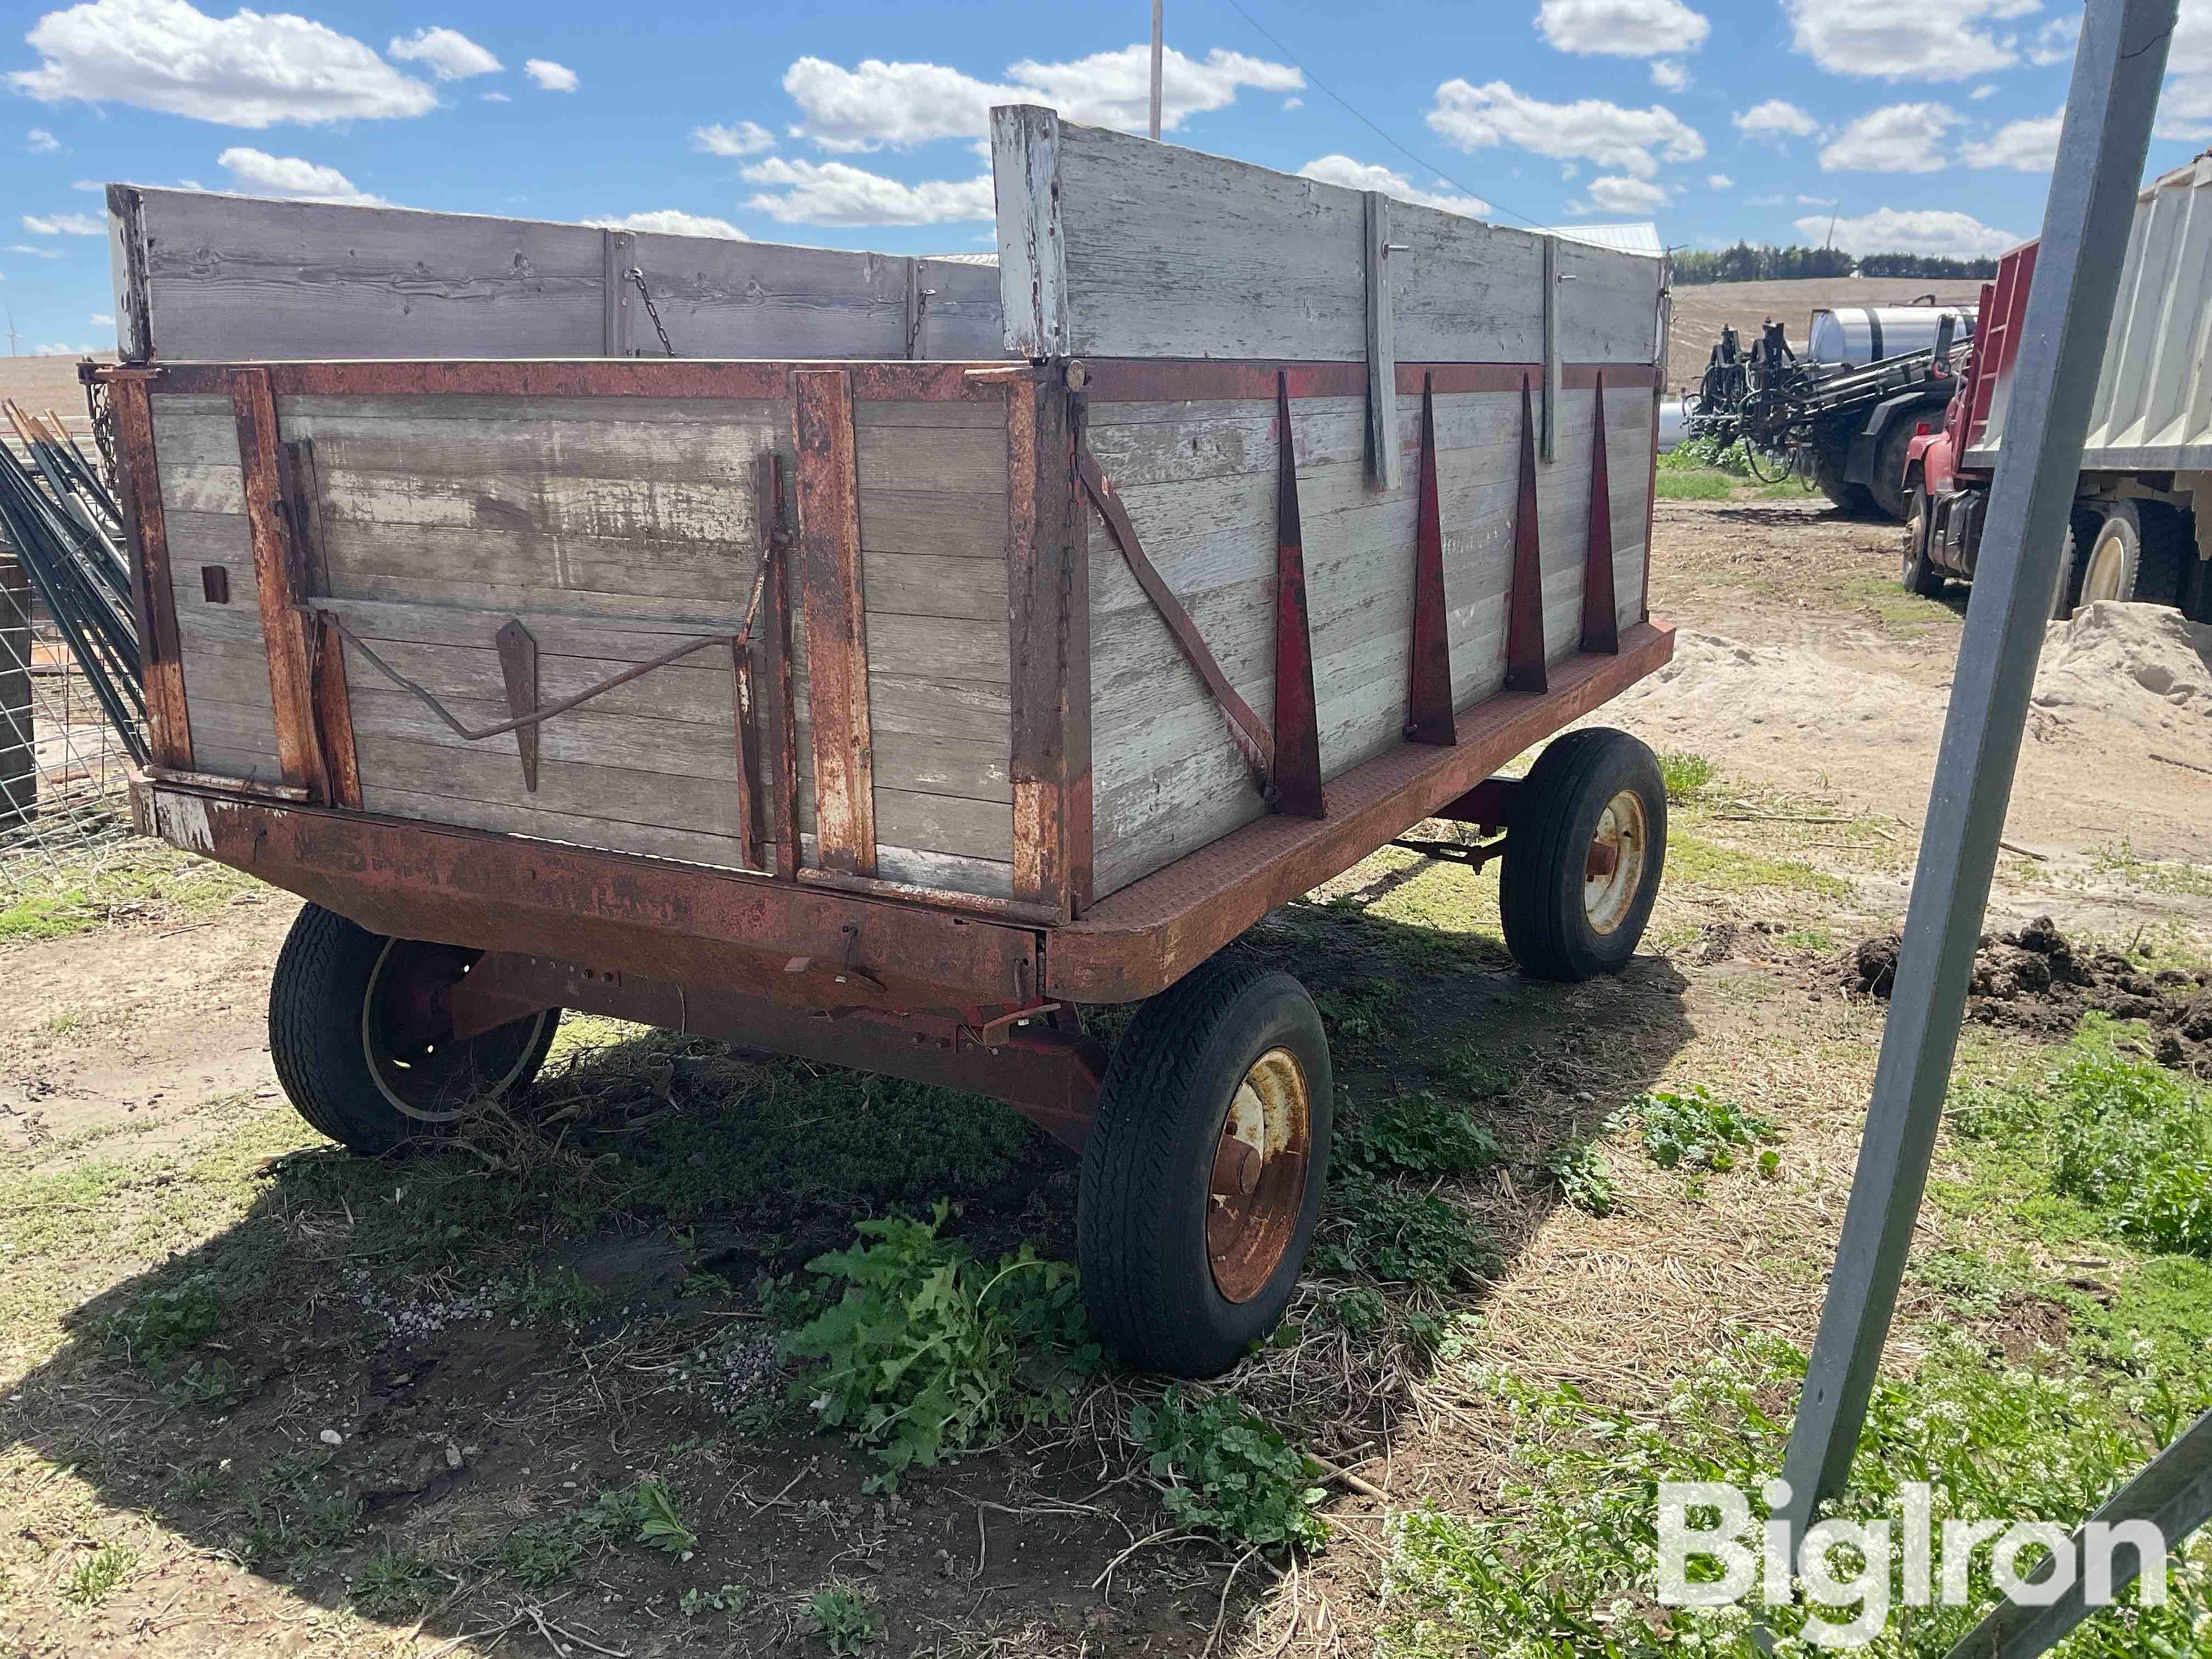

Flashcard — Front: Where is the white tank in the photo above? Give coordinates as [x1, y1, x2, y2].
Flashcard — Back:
[1807, 306, 1977, 366]
[1657, 398, 1687, 452]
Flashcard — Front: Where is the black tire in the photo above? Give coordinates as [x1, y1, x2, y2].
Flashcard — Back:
[1869, 422, 1916, 523]
[1812, 445, 1877, 516]
[1900, 486, 1944, 597]
[1499, 729, 1667, 982]
[2069, 500, 2185, 613]
[268, 903, 560, 1156]
[1077, 957, 1333, 1378]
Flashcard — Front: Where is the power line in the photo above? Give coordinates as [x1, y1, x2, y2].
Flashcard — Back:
[1212, 0, 1553, 231]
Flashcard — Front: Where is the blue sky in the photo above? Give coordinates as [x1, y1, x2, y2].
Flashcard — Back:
[7, 0, 2212, 355]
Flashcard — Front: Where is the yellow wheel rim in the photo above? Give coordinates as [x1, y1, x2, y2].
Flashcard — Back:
[1207, 1047, 1313, 1304]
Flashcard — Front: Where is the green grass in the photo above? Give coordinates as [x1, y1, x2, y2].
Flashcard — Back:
[1132, 1387, 1329, 1553]
[1613, 1085, 1780, 1174]
[1655, 469, 1732, 500]
[0, 842, 258, 943]
[57, 1545, 135, 1610]
[1656, 751, 1713, 803]
[2089, 839, 2212, 898]
[808, 1585, 884, 1654]
[1665, 833, 1852, 900]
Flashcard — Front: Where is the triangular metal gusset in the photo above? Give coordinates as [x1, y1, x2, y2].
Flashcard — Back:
[1505, 374, 1549, 695]
[1580, 371, 1621, 656]
[1271, 370, 1327, 817]
[1405, 372, 1458, 746]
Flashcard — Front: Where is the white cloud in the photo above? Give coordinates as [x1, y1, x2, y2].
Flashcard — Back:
[740, 157, 992, 225]
[1707, 171, 1734, 187]
[1282, 95, 1302, 110]
[1008, 44, 1301, 132]
[218, 145, 379, 202]
[692, 120, 775, 157]
[12, 0, 437, 127]
[1296, 155, 1490, 217]
[71, 177, 101, 189]
[1797, 194, 1836, 206]
[1580, 174, 1668, 213]
[1743, 192, 1786, 206]
[27, 127, 63, 153]
[2160, 3, 2212, 138]
[24, 211, 104, 234]
[1783, 0, 2034, 81]
[782, 46, 1300, 151]
[481, 90, 509, 103]
[1819, 102, 1957, 172]
[1971, 83, 1998, 99]
[90, 311, 113, 324]
[1732, 99, 1818, 138]
[1963, 110, 2062, 170]
[387, 26, 500, 81]
[1427, 80, 1701, 177]
[1537, 0, 1709, 56]
[583, 208, 748, 240]
[1650, 59, 1689, 89]
[524, 58, 577, 92]
[7, 244, 65, 257]
[1796, 205, 2019, 256]
[34, 342, 98, 354]
[2027, 12, 2080, 65]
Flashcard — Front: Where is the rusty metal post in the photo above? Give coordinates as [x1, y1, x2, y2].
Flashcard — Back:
[1405, 372, 1457, 744]
[1271, 371, 1326, 816]
[0, 537, 33, 826]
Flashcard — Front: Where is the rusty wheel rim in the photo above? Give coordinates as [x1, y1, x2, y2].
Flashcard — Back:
[1207, 1047, 1313, 1304]
[1583, 789, 1649, 936]
[363, 939, 550, 1123]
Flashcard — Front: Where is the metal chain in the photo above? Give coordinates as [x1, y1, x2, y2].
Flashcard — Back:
[83, 374, 120, 500]
[626, 268, 678, 357]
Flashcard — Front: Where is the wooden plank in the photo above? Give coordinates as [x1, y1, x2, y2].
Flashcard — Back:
[229, 368, 323, 794]
[992, 106, 1068, 357]
[1365, 192, 1400, 490]
[110, 375, 192, 768]
[912, 258, 1007, 360]
[132, 188, 605, 361]
[628, 234, 906, 359]
[758, 453, 801, 880]
[315, 620, 363, 809]
[792, 369, 876, 875]
[854, 425, 1009, 495]
[991, 114, 1660, 365]
[853, 489, 1011, 560]
[861, 550, 1008, 621]
[1007, 381, 1082, 912]
[362, 779, 750, 872]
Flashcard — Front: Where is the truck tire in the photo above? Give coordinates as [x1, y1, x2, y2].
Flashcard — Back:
[1900, 486, 1945, 597]
[1869, 422, 1917, 523]
[1813, 446, 1877, 517]
[269, 903, 560, 1156]
[1500, 729, 1667, 982]
[2069, 501, 2185, 614]
[1077, 957, 1331, 1378]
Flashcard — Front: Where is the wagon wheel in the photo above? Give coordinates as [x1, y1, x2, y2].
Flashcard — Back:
[1077, 958, 1333, 1378]
[269, 903, 561, 1156]
[1499, 729, 1668, 982]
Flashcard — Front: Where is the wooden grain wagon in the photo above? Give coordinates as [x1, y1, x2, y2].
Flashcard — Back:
[102, 109, 1675, 1375]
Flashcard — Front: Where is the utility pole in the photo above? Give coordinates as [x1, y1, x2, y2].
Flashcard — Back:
[1149, 0, 1164, 141]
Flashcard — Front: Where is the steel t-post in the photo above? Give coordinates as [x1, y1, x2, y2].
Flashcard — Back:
[1773, 0, 2177, 1547]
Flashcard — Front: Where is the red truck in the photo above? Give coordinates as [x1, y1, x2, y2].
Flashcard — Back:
[1903, 155, 2212, 622]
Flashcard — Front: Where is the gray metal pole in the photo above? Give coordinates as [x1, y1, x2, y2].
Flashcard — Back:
[1939, 1407, 2212, 1659]
[1774, 0, 2176, 1541]
[1149, 0, 1164, 142]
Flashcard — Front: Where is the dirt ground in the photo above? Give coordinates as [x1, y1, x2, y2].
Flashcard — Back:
[1666, 277, 1986, 391]
[1, 490, 2206, 1657]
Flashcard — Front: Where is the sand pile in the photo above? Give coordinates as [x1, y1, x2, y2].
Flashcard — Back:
[1605, 629, 1942, 751]
[1842, 916, 2212, 1077]
[2032, 601, 2212, 738]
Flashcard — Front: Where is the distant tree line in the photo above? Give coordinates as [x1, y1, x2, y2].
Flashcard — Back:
[1673, 243, 1999, 285]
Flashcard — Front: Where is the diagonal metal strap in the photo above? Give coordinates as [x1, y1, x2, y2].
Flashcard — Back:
[1076, 448, 1274, 785]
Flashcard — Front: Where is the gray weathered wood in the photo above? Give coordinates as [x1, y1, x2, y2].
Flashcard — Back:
[992, 106, 1068, 357]
[990, 112, 1660, 365]
[1365, 192, 1400, 489]
[112, 187, 1010, 365]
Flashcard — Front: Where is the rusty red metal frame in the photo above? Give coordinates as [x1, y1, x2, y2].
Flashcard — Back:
[792, 369, 877, 876]
[755, 453, 802, 883]
[448, 952, 1105, 1152]
[1077, 359, 1660, 403]
[1271, 371, 1326, 819]
[230, 367, 324, 796]
[1077, 449, 1273, 785]
[1505, 375, 1550, 696]
[1581, 371, 1621, 656]
[281, 437, 360, 809]
[494, 619, 540, 792]
[1406, 372, 1458, 747]
[1008, 379, 1089, 915]
[108, 375, 191, 770]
